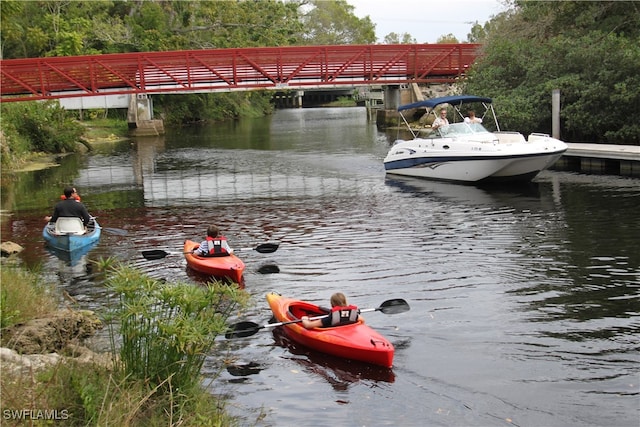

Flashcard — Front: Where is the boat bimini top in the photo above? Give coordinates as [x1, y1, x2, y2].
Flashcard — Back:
[397, 95, 500, 139]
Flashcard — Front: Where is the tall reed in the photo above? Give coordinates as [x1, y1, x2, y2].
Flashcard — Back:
[105, 265, 248, 394]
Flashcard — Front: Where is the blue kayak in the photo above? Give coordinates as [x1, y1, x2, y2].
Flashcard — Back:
[43, 217, 101, 252]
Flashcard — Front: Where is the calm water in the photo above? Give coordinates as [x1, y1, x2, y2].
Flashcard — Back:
[1, 108, 639, 426]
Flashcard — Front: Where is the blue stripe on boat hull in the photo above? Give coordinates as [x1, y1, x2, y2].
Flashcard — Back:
[384, 150, 566, 172]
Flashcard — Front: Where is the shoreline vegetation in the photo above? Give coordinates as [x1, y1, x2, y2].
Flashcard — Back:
[0, 258, 254, 426]
[2, 117, 131, 173]
[1, 96, 357, 174]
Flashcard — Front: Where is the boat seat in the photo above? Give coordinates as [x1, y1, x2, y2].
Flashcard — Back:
[54, 217, 86, 235]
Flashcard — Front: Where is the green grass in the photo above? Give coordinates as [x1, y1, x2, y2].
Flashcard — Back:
[0, 260, 254, 426]
[1, 263, 56, 328]
[79, 118, 129, 141]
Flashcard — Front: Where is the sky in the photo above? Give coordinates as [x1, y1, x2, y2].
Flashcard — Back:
[347, 0, 509, 43]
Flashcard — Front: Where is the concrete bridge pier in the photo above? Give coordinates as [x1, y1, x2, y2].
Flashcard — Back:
[273, 91, 304, 108]
[376, 83, 426, 128]
[376, 85, 401, 128]
[128, 94, 165, 136]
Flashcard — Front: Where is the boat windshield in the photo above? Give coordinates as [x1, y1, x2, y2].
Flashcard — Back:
[430, 122, 491, 138]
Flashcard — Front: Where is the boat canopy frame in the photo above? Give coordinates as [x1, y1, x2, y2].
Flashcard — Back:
[397, 94, 501, 139]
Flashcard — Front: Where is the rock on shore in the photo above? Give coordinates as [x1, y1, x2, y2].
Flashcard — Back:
[1, 309, 112, 375]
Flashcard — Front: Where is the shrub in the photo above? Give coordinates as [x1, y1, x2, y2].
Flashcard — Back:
[0, 101, 84, 158]
[104, 265, 249, 394]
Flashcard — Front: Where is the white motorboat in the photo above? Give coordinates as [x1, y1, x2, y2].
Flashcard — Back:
[383, 95, 568, 183]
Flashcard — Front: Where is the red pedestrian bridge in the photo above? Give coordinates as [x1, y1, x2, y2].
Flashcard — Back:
[1, 44, 480, 103]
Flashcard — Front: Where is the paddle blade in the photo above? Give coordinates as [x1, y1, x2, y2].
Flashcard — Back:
[141, 250, 170, 260]
[103, 227, 128, 236]
[254, 242, 279, 253]
[225, 321, 262, 339]
[378, 299, 410, 314]
[257, 264, 280, 274]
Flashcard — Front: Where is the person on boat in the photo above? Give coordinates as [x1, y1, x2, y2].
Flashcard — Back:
[44, 186, 92, 228]
[301, 292, 360, 328]
[464, 110, 483, 124]
[431, 107, 449, 130]
[194, 225, 234, 257]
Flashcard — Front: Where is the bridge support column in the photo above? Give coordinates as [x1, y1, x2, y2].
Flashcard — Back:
[376, 85, 401, 128]
[294, 91, 303, 108]
[128, 94, 165, 136]
[273, 91, 304, 108]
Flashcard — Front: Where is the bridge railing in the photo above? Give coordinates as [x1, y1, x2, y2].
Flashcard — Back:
[1, 44, 481, 102]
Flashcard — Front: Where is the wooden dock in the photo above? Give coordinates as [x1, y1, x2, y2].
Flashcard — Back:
[552, 143, 640, 177]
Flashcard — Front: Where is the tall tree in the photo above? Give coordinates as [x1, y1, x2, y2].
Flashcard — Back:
[383, 32, 416, 44]
[436, 34, 459, 44]
[466, 22, 487, 43]
[463, 1, 640, 144]
[1, 0, 116, 58]
[300, 0, 376, 45]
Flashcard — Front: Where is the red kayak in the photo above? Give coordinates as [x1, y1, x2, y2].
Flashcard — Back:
[266, 292, 395, 368]
[183, 240, 245, 284]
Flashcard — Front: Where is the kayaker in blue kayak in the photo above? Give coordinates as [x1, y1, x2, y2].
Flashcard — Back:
[193, 224, 235, 257]
[44, 186, 92, 228]
[301, 292, 360, 328]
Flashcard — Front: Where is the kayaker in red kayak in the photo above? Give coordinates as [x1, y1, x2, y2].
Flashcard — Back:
[301, 292, 360, 328]
[193, 225, 235, 257]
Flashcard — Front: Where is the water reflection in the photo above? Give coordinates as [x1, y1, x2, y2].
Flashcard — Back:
[271, 327, 396, 386]
[45, 239, 99, 267]
[385, 175, 500, 206]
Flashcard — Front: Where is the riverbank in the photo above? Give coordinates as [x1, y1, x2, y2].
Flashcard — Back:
[0, 259, 246, 426]
[2, 117, 130, 174]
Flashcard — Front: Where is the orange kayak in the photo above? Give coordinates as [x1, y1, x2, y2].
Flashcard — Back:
[266, 292, 394, 368]
[183, 240, 245, 284]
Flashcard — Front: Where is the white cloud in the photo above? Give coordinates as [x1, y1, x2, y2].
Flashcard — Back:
[347, 0, 508, 43]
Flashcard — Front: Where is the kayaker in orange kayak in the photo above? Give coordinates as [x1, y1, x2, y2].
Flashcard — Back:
[193, 224, 235, 257]
[301, 292, 360, 328]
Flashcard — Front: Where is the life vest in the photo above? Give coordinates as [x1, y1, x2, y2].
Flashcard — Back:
[205, 236, 229, 256]
[328, 305, 359, 326]
[60, 194, 81, 202]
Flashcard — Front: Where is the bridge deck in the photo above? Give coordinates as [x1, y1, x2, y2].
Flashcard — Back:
[1, 44, 480, 102]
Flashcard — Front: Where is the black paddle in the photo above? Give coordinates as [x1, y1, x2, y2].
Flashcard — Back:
[225, 298, 410, 339]
[91, 217, 128, 236]
[100, 227, 128, 236]
[141, 242, 279, 260]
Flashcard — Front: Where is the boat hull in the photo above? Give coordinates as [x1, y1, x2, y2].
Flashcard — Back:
[384, 134, 568, 183]
[383, 138, 512, 182]
[484, 133, 567, 181]
[42, 219, 101, 252]
[183, 240, 245, 284]
[266, 292, 394, 368]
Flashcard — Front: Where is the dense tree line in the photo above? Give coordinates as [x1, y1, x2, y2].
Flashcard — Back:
[0, 0, 375, 57]
[464, 1, 640, 145]
[1, 0, 638, 146]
